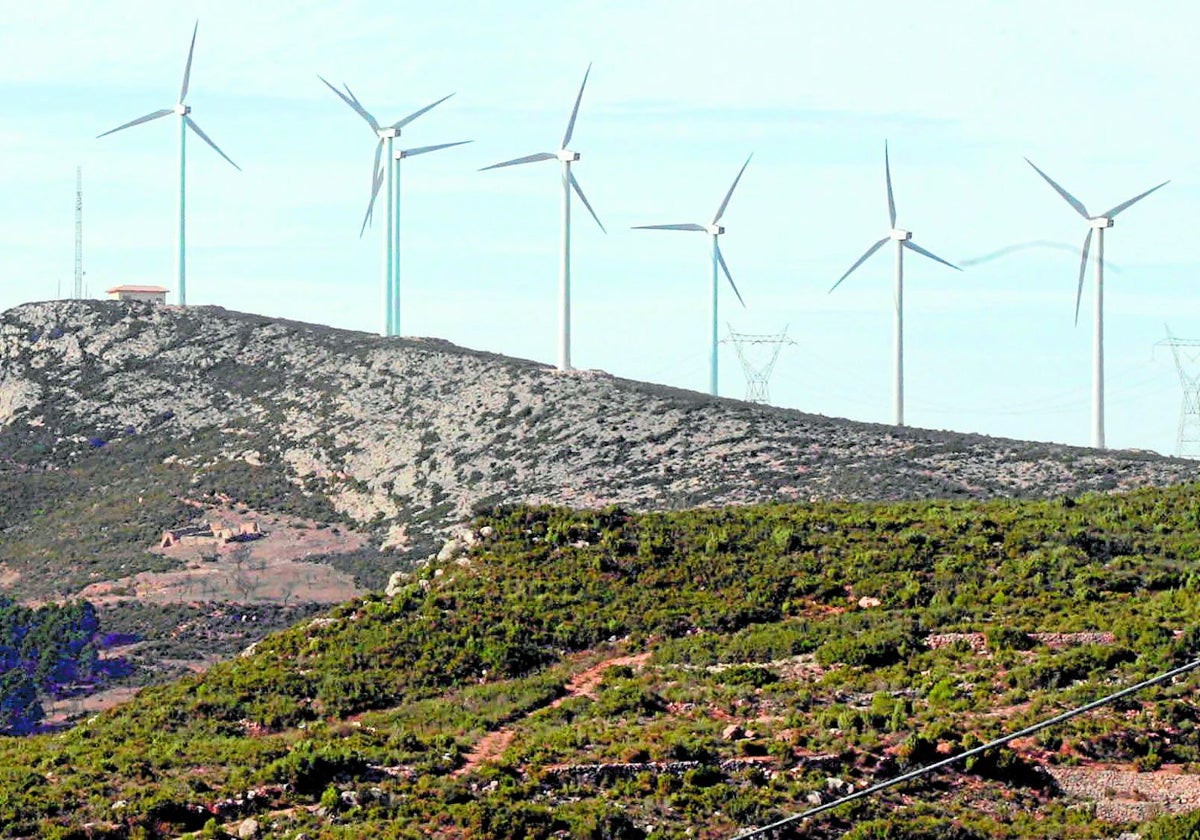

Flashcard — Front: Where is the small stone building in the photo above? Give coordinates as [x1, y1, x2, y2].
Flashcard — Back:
[107, 285, 169, 304]
[160, 520, 261, 549]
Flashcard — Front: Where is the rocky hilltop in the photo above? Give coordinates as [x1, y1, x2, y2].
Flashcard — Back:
[2, 300, 1198, 549]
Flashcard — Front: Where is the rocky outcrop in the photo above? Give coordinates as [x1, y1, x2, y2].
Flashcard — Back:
[3, 300, 1198, 546]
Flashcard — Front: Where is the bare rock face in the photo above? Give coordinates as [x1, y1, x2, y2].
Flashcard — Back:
[2, 300, 1198, 546]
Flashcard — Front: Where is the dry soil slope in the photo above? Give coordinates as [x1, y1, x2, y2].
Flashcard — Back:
[2, 300, 1196, 541]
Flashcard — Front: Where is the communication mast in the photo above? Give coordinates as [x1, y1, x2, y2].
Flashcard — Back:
[723, 323, 795, 405]
[1158, 325, 1200, 459]
[74, 166, 84, 299]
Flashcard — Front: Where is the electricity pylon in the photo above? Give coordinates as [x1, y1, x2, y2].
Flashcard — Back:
[1158, 325, 1200, 459]
[723, 324, 794, 404]
[74, 166, 84, 299]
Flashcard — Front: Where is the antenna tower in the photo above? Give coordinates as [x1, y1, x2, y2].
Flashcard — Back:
[722, 323, 795, 404]
[74, 166, 84, 299]
[1157, 325, 1200, 459]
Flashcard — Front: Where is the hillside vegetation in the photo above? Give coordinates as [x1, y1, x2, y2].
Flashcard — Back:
[1, 486, 1199, 837]
[5, 299, 1200, 696]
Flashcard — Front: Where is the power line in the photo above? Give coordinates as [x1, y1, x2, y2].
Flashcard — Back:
[731, 657, 1200, 839]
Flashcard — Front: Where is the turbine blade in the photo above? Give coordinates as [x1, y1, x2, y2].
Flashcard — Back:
[392, 93, 455, 130]
[359, 139, 384, 237]
[631, 223, 706, 231]
[885, 141, 897, 228]
[318, 75, 379, 132]
[569, 172, 606, 234]
[371, 136, 384, 189]
[1025, 158, 1090, 219]
[96, 109, 174, 139]
[1075, 228, 1093, 326]
[829, 237, 888, 293]
[562, 63, 592, 149]
[341, 83, 381, 132]
[1103, 180, 1170, 218]
[715, 242, 745, 307]
[480, 152, 556, 171]
[179, 20, 198, 103]
[360, 167, 385, 237]
[185, 116, 241, 170]
[399, 140, 472, 159]
[903, 240, 961, 271]
[712, 153, 753, 224]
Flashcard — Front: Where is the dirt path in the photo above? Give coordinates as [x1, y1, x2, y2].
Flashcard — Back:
[453, 652, 650, 777]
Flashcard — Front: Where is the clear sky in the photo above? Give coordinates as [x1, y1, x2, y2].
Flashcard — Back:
[1, 1, 1195, 456]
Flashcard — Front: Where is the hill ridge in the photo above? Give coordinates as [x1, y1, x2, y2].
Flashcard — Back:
[2, 299, 1198, 553]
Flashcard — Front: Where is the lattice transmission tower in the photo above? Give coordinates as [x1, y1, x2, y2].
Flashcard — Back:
[1158, 325, 1200, 459]
[74, 165, 84, 299]
[722, 324, 795, 404]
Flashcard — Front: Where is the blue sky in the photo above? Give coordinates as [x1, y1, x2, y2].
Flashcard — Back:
[1, 1, 1195, 455]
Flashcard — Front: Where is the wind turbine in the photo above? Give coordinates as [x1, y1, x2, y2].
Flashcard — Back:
[829, 143, 961, 428]
[320, 78, 462, 338]
[481, 64, 606, 372]
[1025, 158, 1168, 450]
[632, 155, 752, 397]
[97, 21, 240, 307]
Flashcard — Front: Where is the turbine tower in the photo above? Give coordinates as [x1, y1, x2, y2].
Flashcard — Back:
[1157, 325, 1200, 459]
[1025, 158, 1168, 449]
[633, 155, 752, 397]
[319, 78, 463, 337]
[481, 64, 606, 372]
[830, 143, 961, 427]
[98, 21, 240, 306]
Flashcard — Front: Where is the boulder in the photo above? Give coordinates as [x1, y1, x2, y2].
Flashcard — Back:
[436, 538, 464, 563]
[385, 571, 409, 597]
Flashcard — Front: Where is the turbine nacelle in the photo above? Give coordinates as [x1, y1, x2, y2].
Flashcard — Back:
[556, 149, 580, 162]
[705, 224, 725, 236]
[1089, 216, 1114, 230]
[889, 228, 913, 241]
[173, 104, 190, 116]
[377, 127, 399, 139]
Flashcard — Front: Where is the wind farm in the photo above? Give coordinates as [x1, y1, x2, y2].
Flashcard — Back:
[1, 5, 1190, 457]
[7, 8, 1200, 838]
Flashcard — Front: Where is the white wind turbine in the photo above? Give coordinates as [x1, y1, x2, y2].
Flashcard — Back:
[632, 155, 752, 397]
[98, 21, 240, 306]
[830, 143, 961, 427]
[1025, 158, 1169, 450]
[481, 64, 606, 372]
[320, 78, 464, 338]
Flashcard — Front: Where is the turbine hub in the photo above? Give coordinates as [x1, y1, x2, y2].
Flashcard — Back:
[378, 127, 399, 139]
[889, 228, 912, 241]
[1089, 216, 1114, 229]
[705, 224, 725, 236]
[556, 149, 580, 162]
[173, 104, 190, 116]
